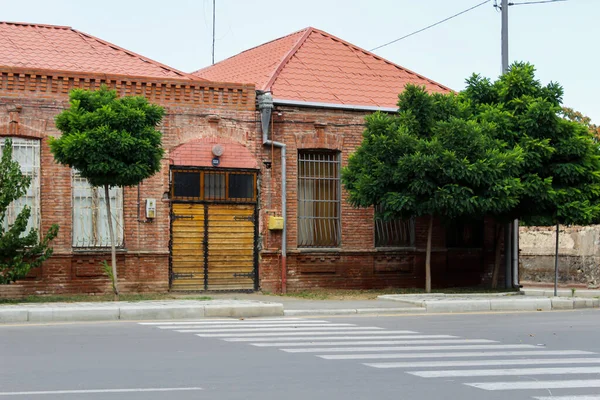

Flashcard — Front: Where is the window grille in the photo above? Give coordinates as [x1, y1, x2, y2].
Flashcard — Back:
[297, 151, 341, 247]
[374, 205, 415, 247]
[0, 138, 40, 233]
[72, 171, 124, 248]
[170, 169, 256, 203]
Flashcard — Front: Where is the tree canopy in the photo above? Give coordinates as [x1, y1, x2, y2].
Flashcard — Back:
[51, 86, 165, 187]
[342, 62, 600, 291]
[0, 139, 59, 284]
[461, 62, 600, 226]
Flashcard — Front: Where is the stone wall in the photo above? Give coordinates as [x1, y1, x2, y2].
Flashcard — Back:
[519, 225, 600, 287]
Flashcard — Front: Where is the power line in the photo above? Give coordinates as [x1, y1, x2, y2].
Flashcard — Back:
[370, 0, 492, 52]
[510, 0, 566, 5]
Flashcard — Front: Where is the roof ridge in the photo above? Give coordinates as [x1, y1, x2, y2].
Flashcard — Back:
[0, 21, 71, 29]
[310, 27, 452, 92]
[191, 27, 310, 76]
[67, 27, 198, 80]
[262, 27, 314, 91]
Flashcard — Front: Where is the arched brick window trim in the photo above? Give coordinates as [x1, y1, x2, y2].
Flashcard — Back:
[169, 137, 258, 169]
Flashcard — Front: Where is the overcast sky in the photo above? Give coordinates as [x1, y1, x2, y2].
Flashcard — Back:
[4, 0, 598, 122]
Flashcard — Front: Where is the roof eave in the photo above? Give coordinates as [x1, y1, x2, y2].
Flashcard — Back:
[273, 98, 397, 113]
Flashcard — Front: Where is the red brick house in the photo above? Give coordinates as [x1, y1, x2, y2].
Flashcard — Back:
[0, 23, 499, 297]
[0, 22, 259, 296]
[193, 27, 499, 293]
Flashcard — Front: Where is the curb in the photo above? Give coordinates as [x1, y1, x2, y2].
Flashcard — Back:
[522, 288, 600, 298]
[378, 295, 600, 313]
[0, 302, 284, 324]
[284, 307, 426, 316]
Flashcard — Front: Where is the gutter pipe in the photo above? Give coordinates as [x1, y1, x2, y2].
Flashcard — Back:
[258, 92, 287, 294]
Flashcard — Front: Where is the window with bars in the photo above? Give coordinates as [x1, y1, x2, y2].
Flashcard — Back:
[171, 169, 256, 203]
[0, 137, 40, 233]
[374, 205, 415, 247]
[72, 171, 124, 248]
[297, 151, 341, 248]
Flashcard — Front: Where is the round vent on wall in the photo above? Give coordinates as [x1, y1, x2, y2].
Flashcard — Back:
[212, 144, 225, 157]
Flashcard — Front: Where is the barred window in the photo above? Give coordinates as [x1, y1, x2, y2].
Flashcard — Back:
[0, 137, 40, 233]
[72, 171, 124, 248]
[297, 151, 341, 248]
[446, 220, 484, 248]
[374, 205, 415, 247]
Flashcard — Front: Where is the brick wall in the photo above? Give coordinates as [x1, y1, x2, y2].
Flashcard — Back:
[0, 67, 259, 297]
[257, 105, 503, 292]
[0, 67, 505, 296]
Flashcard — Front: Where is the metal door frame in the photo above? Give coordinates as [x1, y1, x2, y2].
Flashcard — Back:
[169, 166, 259, 292]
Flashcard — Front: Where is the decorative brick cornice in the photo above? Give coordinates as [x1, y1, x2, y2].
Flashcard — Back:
[0, 66, 256, 111]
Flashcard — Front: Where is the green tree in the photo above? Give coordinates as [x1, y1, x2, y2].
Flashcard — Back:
[50, 86, 165, 297]
[0, 139, 59, 284]
[342, 85, 524, 292]
[462, 63, 600, 228]
[462, 63, 600, 287]
[560, 107, 600, 140]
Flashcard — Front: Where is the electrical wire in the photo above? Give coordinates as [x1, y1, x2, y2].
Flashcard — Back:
[370, 0, 492, 52]
[510, 0, 566, 5]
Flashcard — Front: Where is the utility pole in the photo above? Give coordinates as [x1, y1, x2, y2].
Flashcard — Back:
[501, 0, 509, 73]
[212, 0, 216, 65]
[500, 0, 515, 290]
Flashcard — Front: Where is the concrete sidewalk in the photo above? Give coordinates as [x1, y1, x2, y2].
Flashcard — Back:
[2, 290, 599, 324]
[379, 293, 600, 313]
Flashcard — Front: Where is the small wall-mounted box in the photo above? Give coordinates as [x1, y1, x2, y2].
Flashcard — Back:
[146, 198, 157, 219]
[268, 216, 284, 230]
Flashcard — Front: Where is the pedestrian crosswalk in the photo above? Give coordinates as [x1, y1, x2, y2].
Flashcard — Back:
[139, 317, 600, 399]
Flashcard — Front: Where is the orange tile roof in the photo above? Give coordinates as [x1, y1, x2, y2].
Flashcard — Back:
[0, 22, 198, 80]
[193, 27, 451, 109]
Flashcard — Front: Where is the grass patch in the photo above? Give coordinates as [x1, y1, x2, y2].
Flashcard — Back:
[274, 287, 519, 301]
[0, 293, 212, 304]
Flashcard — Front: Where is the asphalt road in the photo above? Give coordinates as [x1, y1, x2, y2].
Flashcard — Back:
[1, 310, 600, 400]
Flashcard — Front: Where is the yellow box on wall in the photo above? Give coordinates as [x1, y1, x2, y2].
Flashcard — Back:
[268, 216, 284, 230]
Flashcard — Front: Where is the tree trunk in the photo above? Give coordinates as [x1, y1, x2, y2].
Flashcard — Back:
[105, 184, 119, 299]
[425, 215, 433, 293]
[491, 224, 504, 289]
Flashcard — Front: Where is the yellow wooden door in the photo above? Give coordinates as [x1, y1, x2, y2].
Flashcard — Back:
[207, 204, 255, 290]
[171, 203, 205, 291]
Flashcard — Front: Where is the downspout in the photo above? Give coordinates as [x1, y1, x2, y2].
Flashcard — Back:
[258, 92, 287, 294]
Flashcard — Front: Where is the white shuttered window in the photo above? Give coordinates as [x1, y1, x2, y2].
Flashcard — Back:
[72, 171, 123, 248]
[0, 137, 40, 233]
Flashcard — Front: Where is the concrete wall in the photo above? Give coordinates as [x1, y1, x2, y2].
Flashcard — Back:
[519, 225, 600, 287]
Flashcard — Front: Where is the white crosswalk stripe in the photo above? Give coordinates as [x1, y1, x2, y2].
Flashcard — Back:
[140, 318, 600, 400]
[251, 339, 496, 347]
[322, 350, 592, 360]
[225, 334, 451, 342]
[283, 344, 537, 353]
[466, 380, 600, 391]
[365, 357, 600, 368]
[194, 328, 387, 337]
[158, 323, 355, 330]
[534, 396, 600, 400]
[139, 318, 306, 325]
[180, 326, 383, 333]
[410, 366, 600, 378]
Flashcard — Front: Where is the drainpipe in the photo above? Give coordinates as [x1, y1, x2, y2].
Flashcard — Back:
[258, 92, 287, 294]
